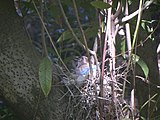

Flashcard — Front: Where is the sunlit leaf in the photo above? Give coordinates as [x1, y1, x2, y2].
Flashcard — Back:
[85, 25, 98, 39]
[141, 22, 146, 30]
[57, 30, 72, 42]
[131, 54, 140, 63]
[137, 58, 149, 78]
[101, 21, 105, 33]
[39, 57, 53, 97]
[57, 29, 80, 43]
[91, 1, 112, 9]
[132, 54, 149, 78]
[120, 38, 126, 58]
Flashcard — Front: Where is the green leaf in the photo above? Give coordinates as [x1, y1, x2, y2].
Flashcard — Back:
[101, 21, 105, 33]
[60, 48, 81, 56]
[120, 38, 126, 58]
[132, 54, 149, 78]
[57, 30, 72, 43]
[137, 58, 149, 78]
[91, 1, 112, 9]
[49, 4, 62, 25]
[131, 54, 140, 63]
[85, 26, 98, 39]
[39, 57, 53, 97]
[22, 1, 35, 11]
[57, 29, 80, 43]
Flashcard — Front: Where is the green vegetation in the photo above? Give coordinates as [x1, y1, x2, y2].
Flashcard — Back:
[0, 0, 160, 119]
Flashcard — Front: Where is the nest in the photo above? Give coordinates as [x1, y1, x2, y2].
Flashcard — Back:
[61, 56, 139, 120]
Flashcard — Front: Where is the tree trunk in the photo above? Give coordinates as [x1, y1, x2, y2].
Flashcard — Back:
[0, 1, 67, 120]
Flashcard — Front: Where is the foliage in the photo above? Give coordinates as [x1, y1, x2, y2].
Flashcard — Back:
[131, 54, 149, 78]
[0, 104, 18, 120]
[11, 0, 160, 119]
[90, 1, 112, 9]
[39, 57, 53, 97]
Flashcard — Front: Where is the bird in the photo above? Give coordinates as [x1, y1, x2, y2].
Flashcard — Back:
[76, 56, 97, 78]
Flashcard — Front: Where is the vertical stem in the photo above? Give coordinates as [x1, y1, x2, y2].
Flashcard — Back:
[131, 0, 143, 51]
[122, 0, 132, 100]
[125, 0, 132, 56]
[72, 0, 93, 75]
[107, 0, 119, 119]
[99, 13, 103, 58]
[33, 1, 70, 73]
[100, 3, 109, 120]
[40, 0, 48, 57]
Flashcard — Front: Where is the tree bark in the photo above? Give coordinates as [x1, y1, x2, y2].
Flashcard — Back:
[0, 0, 67, 120]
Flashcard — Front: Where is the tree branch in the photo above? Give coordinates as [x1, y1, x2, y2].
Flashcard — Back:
[72, 0, 93, 75]
[117, 0, 154, 24]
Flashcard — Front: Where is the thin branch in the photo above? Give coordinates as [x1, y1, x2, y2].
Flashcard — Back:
[117, 0, 154, 24]
[122, 0, 132, 100]
[72, 0, 93, 75]
[32, 1, 70, 73]
[57, 0, 85, 49]
[106, 21, 159, 61]
[131, 0, 143, 50]
[57, 0, 96, 57]
[125, 0, 132, 56]
[112, 0, 122, 21]
[40, 0, 48, 57]
[125, 0, 143, 72]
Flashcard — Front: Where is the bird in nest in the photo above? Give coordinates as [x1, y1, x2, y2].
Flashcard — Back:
[74, 56, 97, 86]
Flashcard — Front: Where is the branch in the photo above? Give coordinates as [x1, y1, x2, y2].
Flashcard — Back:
[57, 0, 85, 49]
[40, 0, 48, 57]
[118, 0, 154, 24]
[72, 0, 93, 75]
[57, 0, 96, 59]
[112, 0, 122, 21]
[32, 1, 70, 73]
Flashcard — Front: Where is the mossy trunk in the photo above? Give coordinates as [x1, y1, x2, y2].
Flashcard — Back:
[0, 0, 67, 120]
